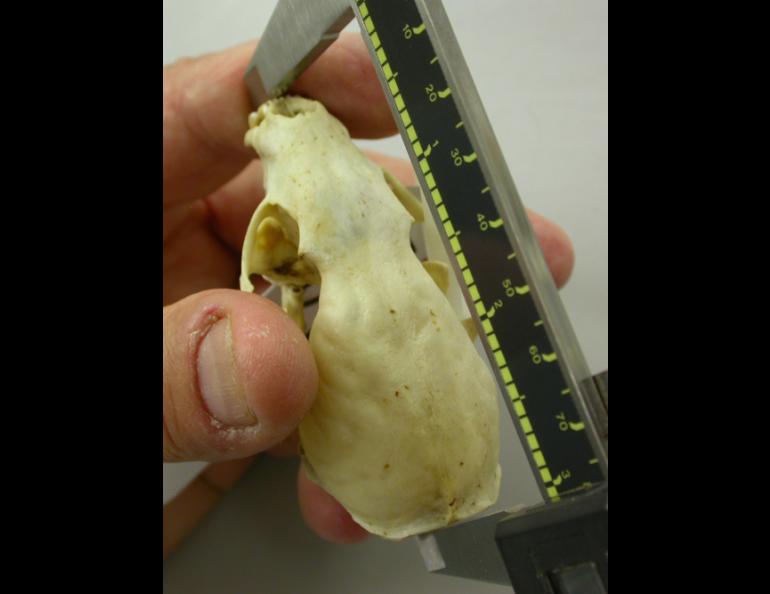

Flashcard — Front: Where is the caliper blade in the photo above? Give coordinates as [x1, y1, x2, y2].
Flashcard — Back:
[244, 0, 353, 105]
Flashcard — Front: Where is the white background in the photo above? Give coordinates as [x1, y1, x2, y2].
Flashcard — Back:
[163, 1, 607, 592]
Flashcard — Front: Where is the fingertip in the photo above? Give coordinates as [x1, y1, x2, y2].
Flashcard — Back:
[230, 294, 319, 444]
[298, 465, 370, 544]
[528, 210, 575, 289]
[163, 289, 318, 462]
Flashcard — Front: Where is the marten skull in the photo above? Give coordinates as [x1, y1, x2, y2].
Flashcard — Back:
[240, 96, 500, 539]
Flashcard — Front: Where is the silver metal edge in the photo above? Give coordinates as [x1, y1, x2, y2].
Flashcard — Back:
[244, 0, 353, 105]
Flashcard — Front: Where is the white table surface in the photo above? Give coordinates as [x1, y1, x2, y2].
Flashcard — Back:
[163, 1, 607, 591]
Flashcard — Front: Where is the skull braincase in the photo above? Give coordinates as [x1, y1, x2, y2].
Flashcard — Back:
[240, 96, 500, 539]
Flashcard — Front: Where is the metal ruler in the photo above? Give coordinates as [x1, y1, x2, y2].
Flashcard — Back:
[245, 0, 607, 590]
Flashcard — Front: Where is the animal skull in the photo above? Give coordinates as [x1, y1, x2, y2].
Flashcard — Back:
[240, 96, 500, 539]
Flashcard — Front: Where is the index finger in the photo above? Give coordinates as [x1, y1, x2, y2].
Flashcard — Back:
[163, 33, 396, 207]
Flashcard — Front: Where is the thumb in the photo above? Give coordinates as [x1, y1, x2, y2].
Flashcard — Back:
[163, 289, 318, 462]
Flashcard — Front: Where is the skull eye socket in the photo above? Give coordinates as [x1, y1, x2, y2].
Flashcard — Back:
[245, 203, 320, 287]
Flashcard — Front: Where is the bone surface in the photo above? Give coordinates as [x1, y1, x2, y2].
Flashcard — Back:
[240, 96, 500, 539]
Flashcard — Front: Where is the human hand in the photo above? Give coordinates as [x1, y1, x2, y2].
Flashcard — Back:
[162, 33, 574, 557]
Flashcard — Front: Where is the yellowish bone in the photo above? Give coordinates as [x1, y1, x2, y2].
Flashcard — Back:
[239, 96, 500, 540]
